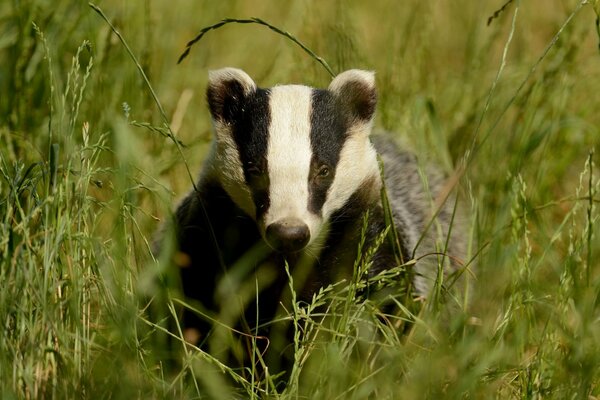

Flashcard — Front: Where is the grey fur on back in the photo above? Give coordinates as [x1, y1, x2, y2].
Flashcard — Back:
[373, 134, 466, 296]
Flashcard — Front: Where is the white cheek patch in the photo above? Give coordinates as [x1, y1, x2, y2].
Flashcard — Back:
[264, 85, 321, 239]
[212, 122, 256, 219]
[322, 123, 380, 219]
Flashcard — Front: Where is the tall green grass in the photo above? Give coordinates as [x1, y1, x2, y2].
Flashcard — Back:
[1, 0, 599, 398]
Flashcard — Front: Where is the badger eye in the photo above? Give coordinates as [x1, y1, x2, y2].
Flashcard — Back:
[246, 164, 269, 189]
[247, 167, 262, 176]
[246, 164, 264, 177]
[317, 165, 330, 178]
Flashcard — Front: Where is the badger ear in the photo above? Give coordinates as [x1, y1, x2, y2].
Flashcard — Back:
[328, 69, 377, 122]
[206, 68, 257, 123]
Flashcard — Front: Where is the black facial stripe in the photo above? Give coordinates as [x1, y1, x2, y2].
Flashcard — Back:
[327, 176, 411, 273]
[251, 186, 270, 220]
[328, 176, 379, 222]
[230, 88, 272, 219]
[308, 89, 348, 215]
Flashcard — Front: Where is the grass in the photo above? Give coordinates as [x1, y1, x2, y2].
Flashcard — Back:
[1, 0, 600, 398]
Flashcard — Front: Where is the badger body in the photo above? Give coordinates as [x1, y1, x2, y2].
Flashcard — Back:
[170, 68, 463, 364]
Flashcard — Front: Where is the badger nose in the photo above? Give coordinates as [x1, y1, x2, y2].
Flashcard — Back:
[266, 218, 310, 253]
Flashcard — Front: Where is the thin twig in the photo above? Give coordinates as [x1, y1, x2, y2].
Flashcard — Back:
[487, 0, 516, 26]
[177, 17, 336, 77]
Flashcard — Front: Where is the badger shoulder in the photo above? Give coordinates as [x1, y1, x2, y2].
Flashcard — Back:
[370, 134, 467, 295]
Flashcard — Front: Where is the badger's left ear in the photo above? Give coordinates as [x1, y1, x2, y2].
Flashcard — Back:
[328, 69, 377, 122]
[206, 67, 257, 124]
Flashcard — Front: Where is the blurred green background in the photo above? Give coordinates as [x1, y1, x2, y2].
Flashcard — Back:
[1, 0, 600, 398]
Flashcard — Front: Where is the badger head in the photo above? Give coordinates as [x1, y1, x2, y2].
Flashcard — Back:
[206, 68, 381, 253]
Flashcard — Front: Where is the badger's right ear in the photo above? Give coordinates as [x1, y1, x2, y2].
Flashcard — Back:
[328, 69, 377, 123]
[206, 68, 257, 123]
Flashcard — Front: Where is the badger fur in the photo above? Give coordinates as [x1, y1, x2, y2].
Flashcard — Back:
[167, 68, 464, 368]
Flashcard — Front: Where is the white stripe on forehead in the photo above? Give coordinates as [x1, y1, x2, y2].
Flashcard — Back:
[264, 85, 316, 232]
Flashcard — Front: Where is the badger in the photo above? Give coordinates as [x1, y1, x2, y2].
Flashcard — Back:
[166, 67, 464, 369]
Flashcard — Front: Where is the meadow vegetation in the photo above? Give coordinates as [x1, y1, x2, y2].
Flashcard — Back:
[1, 0, 599, 398]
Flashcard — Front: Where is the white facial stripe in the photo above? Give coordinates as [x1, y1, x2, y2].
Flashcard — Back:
[264, 85, 320, 237]
[322, 123, 380, 218]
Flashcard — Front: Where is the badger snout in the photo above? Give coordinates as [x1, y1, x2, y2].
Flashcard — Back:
[265, 218, 310, 253]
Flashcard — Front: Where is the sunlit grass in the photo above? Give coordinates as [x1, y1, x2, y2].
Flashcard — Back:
[1, 0, 599, 398]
